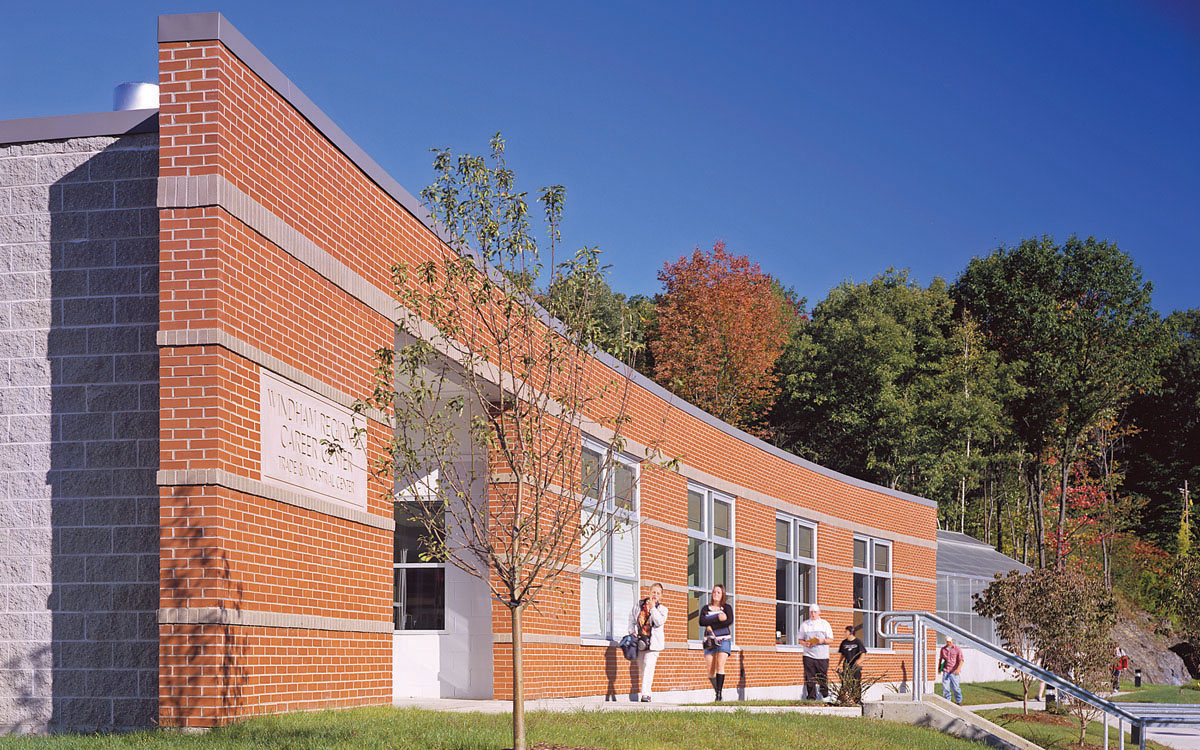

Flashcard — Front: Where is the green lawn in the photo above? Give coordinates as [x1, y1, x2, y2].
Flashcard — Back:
[1116, 679, 1200, 704]
[0, 706, 992, 750]
[958, 679, 1036, 706]
[959, 678, 1200, 707]
[978, 707, 1172, 750]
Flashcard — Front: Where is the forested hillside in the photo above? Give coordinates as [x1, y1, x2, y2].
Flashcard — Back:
[560, 236, 1198, 629]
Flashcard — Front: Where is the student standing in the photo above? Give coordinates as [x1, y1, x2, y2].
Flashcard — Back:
[698, 583, 734, 701]
[628, 582, 668, 702]
[1112, 645, 1128, 692]
[837, 625, 866, 684]
[939, 636, 965, 704]
[798, 605, 834, 701]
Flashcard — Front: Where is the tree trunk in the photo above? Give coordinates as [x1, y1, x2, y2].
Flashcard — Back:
[511, 603, 526, 750]
[959, 474, 966, 533]
[1101, 536, 1111, 589]
[993, 481, 1004, 555]
[1032, 463, 1046, 568]
[1055, 439, 1075, 567]
[982, 485, 990, 544]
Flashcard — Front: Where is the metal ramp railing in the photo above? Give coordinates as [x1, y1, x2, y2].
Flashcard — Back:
[878, 610, 1200, 750]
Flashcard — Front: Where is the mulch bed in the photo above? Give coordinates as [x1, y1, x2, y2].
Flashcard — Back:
[994, 712, 1107, 750]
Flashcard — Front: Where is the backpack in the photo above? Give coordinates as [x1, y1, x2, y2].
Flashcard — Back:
[619, 634, 640, 661]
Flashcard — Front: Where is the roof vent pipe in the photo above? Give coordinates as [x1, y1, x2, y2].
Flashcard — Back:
[113, 82, 159, 111]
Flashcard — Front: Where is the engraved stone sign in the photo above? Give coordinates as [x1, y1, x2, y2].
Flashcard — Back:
[260, 369, 368, 511]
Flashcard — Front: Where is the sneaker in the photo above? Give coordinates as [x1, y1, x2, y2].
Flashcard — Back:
[640, 695, 651, 702]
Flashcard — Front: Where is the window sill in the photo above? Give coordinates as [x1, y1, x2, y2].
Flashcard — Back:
[581, 637, 617, 647]
[865, 648, 894, 654]
[687, 641, 742, 652]
[775, 645, 805, 652]
[393, 629, 449, 635]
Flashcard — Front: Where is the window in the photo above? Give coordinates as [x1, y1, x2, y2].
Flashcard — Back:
[936, 573, 996, 644]
[774, 515, 817, 645]
[853, 536, 892, 648]
[394, 499, 445, 631]
[686, 484, 734, 641]
[579, 442, 638, 640]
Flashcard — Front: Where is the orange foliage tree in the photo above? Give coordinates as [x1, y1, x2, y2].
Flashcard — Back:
[650, 240, 794, 435]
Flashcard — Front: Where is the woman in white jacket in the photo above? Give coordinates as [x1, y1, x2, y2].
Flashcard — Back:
[628, 582, 668, 702]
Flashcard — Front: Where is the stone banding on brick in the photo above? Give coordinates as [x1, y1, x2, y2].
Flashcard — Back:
[160, 171, 938, 537]
[156, 468, 394, 531]
[157, 607, 392, 633]
[158, 173, 398, 322]
[156, 327, 388, 424]
[149, 17, 936, 512]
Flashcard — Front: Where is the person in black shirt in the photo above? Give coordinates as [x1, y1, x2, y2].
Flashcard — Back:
[838, 625, 865, 686]
[698, 583, 734, 701]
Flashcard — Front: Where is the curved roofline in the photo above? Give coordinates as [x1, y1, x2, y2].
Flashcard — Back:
[153, 12, 937, 510]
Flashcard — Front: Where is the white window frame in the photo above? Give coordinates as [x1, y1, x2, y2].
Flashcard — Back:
[393, 496, 446, 633]
[578, 439, 640, 641]
[853, 536, 892, 649]
[774, 514, 817, 646]
[686, 483, 735, 643]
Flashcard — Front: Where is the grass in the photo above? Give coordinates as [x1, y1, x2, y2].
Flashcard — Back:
[958, 679, 1036, 706]
[0, 706, 993, 750]
[1116, 679, 1200, 704]
[978, 707, 1173, 750]
[959, 677, 1200, 706]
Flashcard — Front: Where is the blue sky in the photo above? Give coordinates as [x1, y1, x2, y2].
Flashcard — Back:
[4, 1, 1198, 313]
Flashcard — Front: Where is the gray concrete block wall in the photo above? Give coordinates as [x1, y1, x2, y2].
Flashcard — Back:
[0, 132, 158, 731]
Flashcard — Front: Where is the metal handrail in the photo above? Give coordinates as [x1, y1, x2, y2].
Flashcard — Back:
[877, 610, 1200, 750]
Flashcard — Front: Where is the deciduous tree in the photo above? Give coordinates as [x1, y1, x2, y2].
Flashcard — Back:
[974, 571, 1039, 713]
[650, 240, 794, 435]
[1125, 310, 1200, 551]
[352, 135, 644, 750]
[772, 269, 957, 494]
[953, 236, 1168, 567]
[1024, 565, 1117, 745]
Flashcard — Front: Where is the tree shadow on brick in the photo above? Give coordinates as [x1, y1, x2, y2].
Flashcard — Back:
[44, 134, 160, 732]
[157, 487, 246, 728]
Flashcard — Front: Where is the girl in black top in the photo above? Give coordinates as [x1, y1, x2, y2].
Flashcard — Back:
[699, 583, 734, 701]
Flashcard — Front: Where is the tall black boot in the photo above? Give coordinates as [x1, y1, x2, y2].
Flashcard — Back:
[708, 676, 717, 700]
[715, 673, 725, 701]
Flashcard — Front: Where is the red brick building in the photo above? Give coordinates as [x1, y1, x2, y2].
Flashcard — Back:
[0, 12, 937, 731]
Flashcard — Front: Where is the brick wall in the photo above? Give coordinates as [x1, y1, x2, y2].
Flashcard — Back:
[155, 37, 395, 727]
[153, 15, 938, 721]
[0, 133, 159, 730]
